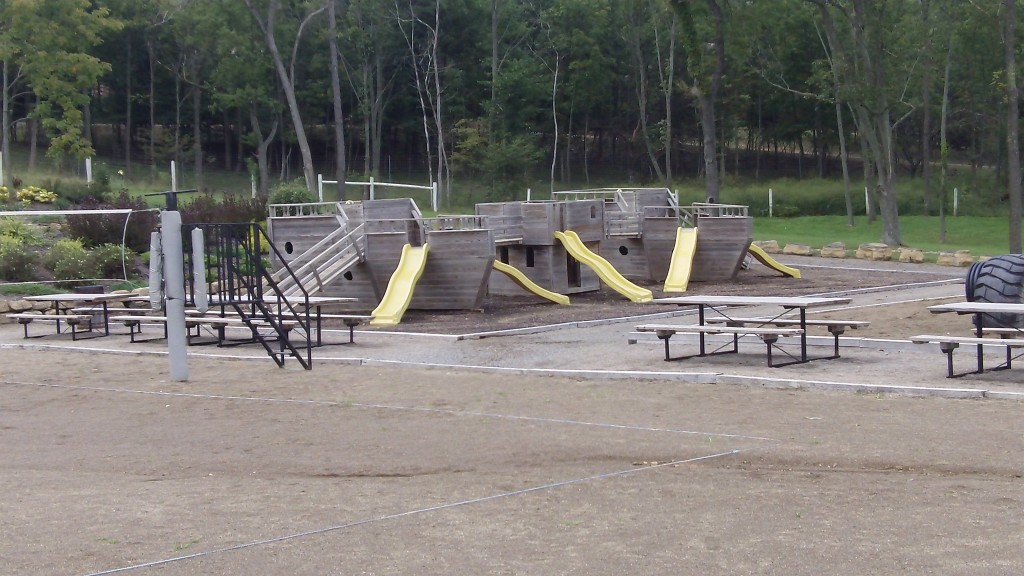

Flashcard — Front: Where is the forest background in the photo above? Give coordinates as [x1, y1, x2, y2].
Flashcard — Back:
[2, 0, 1023, 253]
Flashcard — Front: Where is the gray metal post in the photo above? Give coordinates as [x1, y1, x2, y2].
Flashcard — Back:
[162, 210, 189, 381]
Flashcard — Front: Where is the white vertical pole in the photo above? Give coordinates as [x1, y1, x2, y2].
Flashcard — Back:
[317, 173, 324, 202]
[85, 158, 93, 184]
[191, 227, 208, 314]
[527, 188, 532, 202]
[954, 187, 959, 216]
[171, 160, 177, 192]
[161, 210, 188, 382]
[431, 181, 438, 212]
[768, 188, 774, 218]
[251, 173, 257, 199]
[865, 187, 869, 215]
[369, 176, 375, 201]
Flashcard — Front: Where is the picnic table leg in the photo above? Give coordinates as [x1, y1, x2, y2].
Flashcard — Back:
[939, 342, 958, 378]
[658, 333, 672, 361]
[698, 305, 706, 356]
[974, 313, 985, 373]
[799, 308, 808, 362]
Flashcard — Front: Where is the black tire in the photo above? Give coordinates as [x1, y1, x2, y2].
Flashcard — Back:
[965, 254, 1024, 328]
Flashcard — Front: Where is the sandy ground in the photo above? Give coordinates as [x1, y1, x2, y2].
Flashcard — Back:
[2, 255, 1024, 575]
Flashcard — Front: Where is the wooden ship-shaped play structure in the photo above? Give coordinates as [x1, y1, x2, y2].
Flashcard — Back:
[263, 187, 793, 327]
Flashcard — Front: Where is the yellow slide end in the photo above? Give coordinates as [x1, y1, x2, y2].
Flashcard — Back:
[663, 227, 698, 293]
[371, 244, 430, 326]
[747, 243, 801, 279]
[492, 261, 570, 305]
[555, 230, 653, 303]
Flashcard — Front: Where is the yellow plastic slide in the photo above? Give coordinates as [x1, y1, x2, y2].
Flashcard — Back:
[492, 261, 570, 305]
[555, 230, 653, 303]
[747, 243, 801, 279]
[663, 227, 699, 293]
[371, 244, 430, 326]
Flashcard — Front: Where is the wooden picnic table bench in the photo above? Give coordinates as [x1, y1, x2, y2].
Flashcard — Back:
[110, 314, 298, 345]
[910, 334, 1024, 378]
[5, 312, 96, 340]
[635, 323, 804, 367]
[703, 317, 869, 357]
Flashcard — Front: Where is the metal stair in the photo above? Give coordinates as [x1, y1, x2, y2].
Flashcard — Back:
[187, 222, 313, 369]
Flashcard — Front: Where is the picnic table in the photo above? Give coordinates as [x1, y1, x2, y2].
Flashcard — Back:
[12, 293, 132, 339]
[638, 295, 856, 367]
[913, 301, 1024, 377]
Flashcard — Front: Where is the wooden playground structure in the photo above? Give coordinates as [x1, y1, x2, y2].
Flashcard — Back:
[265, 187, 798, 327]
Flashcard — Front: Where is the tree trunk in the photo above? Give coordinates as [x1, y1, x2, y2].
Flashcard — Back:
[2, 59, 11, 188]
[939, 37, 953, 243]
[328, 0, 347, 201]
[698, 91, 720, 202]
[250, 107, 277, 197]
[192, 85, 203, 191]
[244, 0, 320, 193]
[1004, 0, 1022, 252]
[28, 94, 38, 170]
[124, 35, 132, 178]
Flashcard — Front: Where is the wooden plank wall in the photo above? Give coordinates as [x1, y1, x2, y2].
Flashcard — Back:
[521, 202, 560, 246]
[364, 232, 409, 300]
[362, 198, 416, 220]
[562, 199, 604, 242]
[266, 216, 343, 269]
[641, 217, 679, 281]
[633, 189, 671, 215]
[316, 261, 380, 304]
[689, 217, 753, 282]
[600, 237, 650, 281]
[410, 229, 495, 310]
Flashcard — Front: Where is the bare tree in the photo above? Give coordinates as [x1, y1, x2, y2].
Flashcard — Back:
[327, 0, 347, 200]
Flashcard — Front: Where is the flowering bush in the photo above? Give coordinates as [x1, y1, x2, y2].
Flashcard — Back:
[0, 185, 9, 202]
[17, 185, 58, 204]
[43, 238, 98, 287]
[0, 235, 39, 281]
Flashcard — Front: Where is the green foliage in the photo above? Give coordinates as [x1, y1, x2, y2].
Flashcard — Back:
[0, 236, 40, 281]
[40, 177, 111, 206]
[0, 282, 59, 296]
[179, 193, 268, 224]
[15, 185, 57, 204]
[269, 180, 317, 205]
[43, 238, 98, 287]
[64, 191, 156, 252]
[89, 243, 136, 279]
[0, 217, 46, 245]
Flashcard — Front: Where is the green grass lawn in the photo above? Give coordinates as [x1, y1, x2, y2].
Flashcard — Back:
[754, 215, 1014, 257]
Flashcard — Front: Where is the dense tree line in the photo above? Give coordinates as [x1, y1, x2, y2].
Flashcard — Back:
[1, 0, 1022, 247]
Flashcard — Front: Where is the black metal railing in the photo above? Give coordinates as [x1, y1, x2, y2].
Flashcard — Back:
[182, 222, 313, 369]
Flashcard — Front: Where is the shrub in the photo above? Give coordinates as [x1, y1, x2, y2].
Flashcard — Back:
[90, 242, 137, 279]
[42, 177, 110, 205]
[16, 185, 57, 204]
[179, 192, 268, 224]
[0, 217, 46, 245]
[0, 236, 40, 281]
[269, 179, 317, 205]
[43, 239, 98, 287]
[65, 191, 157, 252]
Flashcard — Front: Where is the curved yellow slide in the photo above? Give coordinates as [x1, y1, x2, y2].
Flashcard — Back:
[492, 261, 570, 305]
[663, 227, 699, 293]
[747, 243, 801, 279]
[555, 230, 653, 303]
[371, 244, 430, 326]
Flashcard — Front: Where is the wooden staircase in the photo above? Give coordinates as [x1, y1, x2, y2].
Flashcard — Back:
[266, 223, 366, 297]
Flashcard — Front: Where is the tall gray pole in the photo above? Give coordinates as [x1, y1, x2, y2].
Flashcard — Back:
[161, 210, 189, 381]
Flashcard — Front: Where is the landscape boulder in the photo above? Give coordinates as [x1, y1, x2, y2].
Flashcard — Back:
[897, 248, 925, 263]
[752, 240, 780, 254]
[856, 243, 892, 261]
[782, 243, 814, 256]
[820, 242, 847, 258]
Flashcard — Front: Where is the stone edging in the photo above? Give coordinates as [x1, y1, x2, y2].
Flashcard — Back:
[752, 240, 980, 267]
